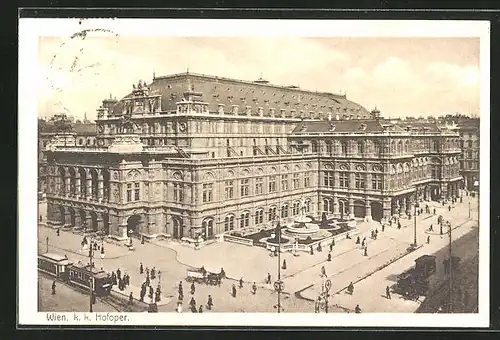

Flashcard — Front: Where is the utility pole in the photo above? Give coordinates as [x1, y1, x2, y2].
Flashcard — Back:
[89, 240, 94, 313]
[413, 200, 419, 247]
[46, 236, 49, 253]
[277, 223, 281, 314]
[468, 201, 471, 219]
[448, 222, 453, 313]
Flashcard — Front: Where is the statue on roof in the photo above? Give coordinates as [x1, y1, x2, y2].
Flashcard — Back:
[138, 80, 143, 89]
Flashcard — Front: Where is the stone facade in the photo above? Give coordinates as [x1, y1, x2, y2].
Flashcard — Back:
[43, 73, 462, 241]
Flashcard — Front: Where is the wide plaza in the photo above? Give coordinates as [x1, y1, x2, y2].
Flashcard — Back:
[37, 192, 479, 313]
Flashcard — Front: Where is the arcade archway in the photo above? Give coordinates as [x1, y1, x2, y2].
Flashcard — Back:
[370, 201, 383, 222]
[172, 217, 183, 239]
[202, 218, 215, 240]
[127, 215, 142, 236]
[353, 200, 365, 218]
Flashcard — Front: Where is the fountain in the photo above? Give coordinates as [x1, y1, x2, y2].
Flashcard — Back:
[282, 198, 331, 241]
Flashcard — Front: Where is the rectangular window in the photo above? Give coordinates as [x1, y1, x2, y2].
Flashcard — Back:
[255, 177, 263, 195]
[339, 172, 349, 188]
[173, 183, 184, 202]
[240, 179, 249, 197]
[324, 171, 334, 188]
[269, 176, 276, 193]
[372, 174, 382, 190]
[134, 183, 140, 201]
[127, 183, 132, 202]
[224, 216, 234, 231]
[240, 212, 249, 228]
[293, 173, 300, 189]
[202, 183, 213, 203]
[281, 174, 288, 191]
[326, 143, 332, 154]
[225, 180, 234, 199]
[292, 202, 300, 215]
[304, 173, 310, 188]
[355, 173, 365, 189]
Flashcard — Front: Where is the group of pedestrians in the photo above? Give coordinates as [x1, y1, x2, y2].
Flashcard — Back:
[110, 268, 130, 291]
[176, 280, 214, 313]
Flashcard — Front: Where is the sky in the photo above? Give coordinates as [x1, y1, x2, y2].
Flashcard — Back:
[38, 36, 480, 121]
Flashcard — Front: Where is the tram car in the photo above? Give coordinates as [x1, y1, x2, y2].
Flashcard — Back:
[38, 253, 113, 297]
[68, 261, 113, 297]
[38, 253, 73, 281]
[393, 255, 437, 298]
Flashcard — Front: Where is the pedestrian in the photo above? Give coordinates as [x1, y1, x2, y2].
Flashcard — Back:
[117, 268, 121, 281]
[397, 221, 401, 230]
[381, 224, 385, 232]
[317, 243, 322, 252]
[198, 305, 203, 313]
[141, 235, 145, 245]
[111, 271, 117, 286]
[355, 304, 361, 313]
[348, 282, 354, 295]
[375, 228, 378, 235]
[100, 246, 105, 259]
[151, 267, 156, 280]
[146, 267, 150, 278]
[361, 239, 365, 248]
[429, 224, 433, 231]
[176, 302, 182, 313]
[433, 208, 436, 215]
[220, 267, 226, 278]
[310, 245, 314, 255]
[282, 259, 287, 270]
[149, 286, 154, 300]
[389, 219, 392, 227]
[140, 284, 146, 302]
[266, 273, 271, 284]
[460, 197, 463, 203]
[427, 235, 431, 244]
[356, 236, 360, 244]
[440, 225, 443, 236]
[448, 205, 451, 212]
[252, 282, 257, 295]
[232, 284, 237, 298]
[145, 275, 150, 287]
[315, 297, 321, 313]
[191, 282, 196, 295]
[207, 295, 213, 310]
[129, 292, 134, 305]
[56, 228, 60, 236]
[442, 201, 445, 206]
[155, 290, 161, 303]
[189, 296, 196, 307]
[346, 232, 351, 239]
[364, 247, 368, 257]
[386, 286, 391, 299]
[327, 253, 332, 262]
[178, 291, 184, 301]
[321, 266, 327, 278]
[52, 280, 56, 295]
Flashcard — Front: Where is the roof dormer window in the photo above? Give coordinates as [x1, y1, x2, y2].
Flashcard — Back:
[329, 123, 336, 131]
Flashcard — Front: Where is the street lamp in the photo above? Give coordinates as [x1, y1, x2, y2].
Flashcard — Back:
[272, 221, 284, 313]
[88, 239, 94, 312]
[448, 221, 453, 313]
[413, 201, 420, 247]
[468, 201, 471, 219]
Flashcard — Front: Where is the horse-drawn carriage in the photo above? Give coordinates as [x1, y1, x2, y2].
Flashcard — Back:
[185, 267, 221, 286]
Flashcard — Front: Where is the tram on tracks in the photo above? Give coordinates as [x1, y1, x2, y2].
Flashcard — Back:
[38, 252, 113, 297]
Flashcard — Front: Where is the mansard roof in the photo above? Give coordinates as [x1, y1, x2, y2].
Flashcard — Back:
[110, 72, 370, 119]
[291, 119, 393, 134]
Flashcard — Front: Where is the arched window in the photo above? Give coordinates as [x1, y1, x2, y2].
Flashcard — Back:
[292, 201, 300, 215]
[281, 204, 289, 218]
[254, 209, 264, 225]
[268, 206, 277, 221]
[239, 211, 250, 228]
[358, 141, 364, 155]
[224, 215, 235, 231]
[341, 141, 347, 155]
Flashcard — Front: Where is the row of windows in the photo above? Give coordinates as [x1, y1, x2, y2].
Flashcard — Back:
[323, 171, 383, 190]
[223, 201, 312, 231]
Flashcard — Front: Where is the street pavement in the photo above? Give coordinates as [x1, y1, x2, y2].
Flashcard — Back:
[37, 194, 479, 313]
[38, 273, 116, 313]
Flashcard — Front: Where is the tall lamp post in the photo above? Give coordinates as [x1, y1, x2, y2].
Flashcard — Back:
[413, 200, 420, 247]
[272, 221, 284, 313]
[88, 239, 94, 313]
[448, 221, 453, 313]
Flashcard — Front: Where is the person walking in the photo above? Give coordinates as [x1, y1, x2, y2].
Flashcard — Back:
[239, 277, 244, 289]
[52, 280, 56, 295]
[232, 284, 237, 298]
[282, 259, 287, 270]
[364, 247, 368, 257]
[56, 228, 60, 236]
[433, 208, 436, 215]
[381, 224, 385, 232]
[361, 239, 365, 248]
[116, 268, 121, 281]
[190, 282, 196, 295]
[397, 221, 401, 230]
[347, 282, 354, 295]
[151, 267, 156, 280]
[198, 305, 203, 313]
[100, 246, 105, 259]
[207, 295, 213, 310]
[189, 297, 196, 308]
[320, 266, 327, 278]
[356, 236, 360, 244]
[427, 235, 431, 244]
[315, 297, 321, 313]
[129, 292, 134, 305]
[355, 304, 361, 313]
[252, 282, 257, 295]
[386, 286, 391, 299]
[266, 273, 272, 284]
[139, 262, 144, 274]
[310, 245, 314, 255]
[327, 253, 332, 262]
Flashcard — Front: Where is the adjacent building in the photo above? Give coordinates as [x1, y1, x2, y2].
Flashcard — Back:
[457, 118, 480, 191]
[42, 72, 462, 241]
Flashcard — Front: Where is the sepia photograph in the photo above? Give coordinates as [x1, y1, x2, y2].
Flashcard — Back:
[18, 18, 489, 327]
